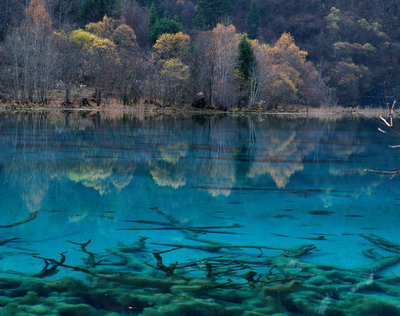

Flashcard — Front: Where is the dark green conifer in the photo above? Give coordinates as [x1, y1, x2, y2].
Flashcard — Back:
[149, 16, 183, 44]
[195, 0, 233, 30]
[237, 35, 257, 83]
[136, 0, 159, 7]
[245, 2, 260, 40]
[236, 35, 258, 106]
[79, 0, 121, 24]
[149, 2, 158, 28]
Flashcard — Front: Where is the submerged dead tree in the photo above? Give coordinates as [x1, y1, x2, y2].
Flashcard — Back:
[0, 206, 400, 314]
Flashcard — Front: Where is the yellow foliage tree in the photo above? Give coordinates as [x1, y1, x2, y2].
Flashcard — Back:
[151, 32, 191, 106]
[160, 58, 190, 81]
[85, 15, 117, 39]
[70, 29, 117, 59]
[267, 64, 302, 104]
[252, 32, 322, 107]
[153, 32, 191, 60]
[269, 32, 308, 72]
[70, 29, 119, 105]
[82, 16, 141, 105]
[159, 58, 190, 106]
[113, 24, 138, 51]
[85, 16, 138, 51]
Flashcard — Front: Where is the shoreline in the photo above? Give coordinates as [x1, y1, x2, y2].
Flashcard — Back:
[0, 103, 390, 118]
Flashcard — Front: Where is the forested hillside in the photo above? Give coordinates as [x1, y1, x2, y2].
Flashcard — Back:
[0, 0, 399, 108]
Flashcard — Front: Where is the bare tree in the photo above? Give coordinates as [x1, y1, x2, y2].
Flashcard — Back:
[4, 0, 57, 104]
[53, 32, 84, 105]
[364, 100, 400, 175]
[121, 0, 149, 46]
[196, 24, 240, 108]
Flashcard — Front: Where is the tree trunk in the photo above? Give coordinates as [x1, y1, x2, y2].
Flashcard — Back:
[208, 62, 214, 106]
[95, 88, 102, 106]
[65, 85, 71, 104]
[23, 56, 29, 104]
[12, 46, 20, 103]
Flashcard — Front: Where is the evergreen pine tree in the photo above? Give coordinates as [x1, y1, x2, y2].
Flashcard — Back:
[149, 2, 158, 28]
[149, 16, 183, 45]
[237, 35, 257, 83]
[136, 0, 158, 7]
[236, 35, 258, 106]
[245, 2, 260, 40]
[79, 0, 121, 24]
[195, 0, 233, 30]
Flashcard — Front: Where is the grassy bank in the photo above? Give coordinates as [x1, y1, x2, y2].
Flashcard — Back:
[0, 102, 391, 119]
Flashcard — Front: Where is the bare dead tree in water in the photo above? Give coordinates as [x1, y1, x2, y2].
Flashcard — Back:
[378, 100, 399, 145]
[364, 99, 400, 175]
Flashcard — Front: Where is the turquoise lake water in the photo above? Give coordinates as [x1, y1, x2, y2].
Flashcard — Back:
[0, 111, 400, 315]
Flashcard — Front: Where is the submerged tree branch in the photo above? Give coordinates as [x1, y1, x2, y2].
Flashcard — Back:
[0, 211, 39, 228]
[363, 169, 400, 175]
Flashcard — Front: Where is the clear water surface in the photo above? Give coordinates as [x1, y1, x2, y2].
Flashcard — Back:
[0, 110, 399, 315]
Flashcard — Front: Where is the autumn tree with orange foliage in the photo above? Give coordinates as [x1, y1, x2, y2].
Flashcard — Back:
[252, 33, 325, 107]
[1, 0, 400, 107]
[1, 4, 328, 109]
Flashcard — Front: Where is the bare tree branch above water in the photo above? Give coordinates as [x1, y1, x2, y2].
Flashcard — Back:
[365, 99, 400, 175]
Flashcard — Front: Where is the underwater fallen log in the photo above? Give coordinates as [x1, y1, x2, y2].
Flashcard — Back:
[151, 242, 288, 253]
[359, 249, 400, 273]
[118, 227, 241, 235]
[0, 237, 20, 246]
[105, 248, 153, 273]
[67, 239, 107, 268]
[356, 234, 400, 273]
[30, 253, 203, 291]
[0, 210, 39, 228]
[153, 247, 181, 276]
[124, 219, 243, 230]
[142, 207, 244, 241]
[359, 233, 400, 253]
[150, 247, 264, 278]
[18, 234, 400, 316]
[114, 235, 148, 253]
[260, 274, 316, 285]
[282, 244, 317, 257]
[32, 252, 67, 278]
[364, 169, 400, 175]
[120, 218, 242, 236]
